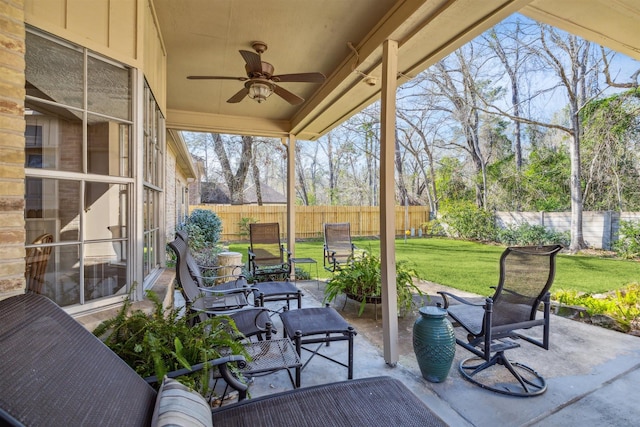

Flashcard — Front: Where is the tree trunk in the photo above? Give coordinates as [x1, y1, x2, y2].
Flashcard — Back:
[212, 133, 253, 205]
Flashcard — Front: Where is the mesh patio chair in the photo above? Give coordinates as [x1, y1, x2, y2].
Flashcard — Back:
[323, 222, 362, 272]
[176, 229, 244, 287]
[177, 230, 302, 313]
[248, 223, 291, 281]
[169, 237, 274, 341]
[438, 244, 563, 397]
[25, 233, 53, 294]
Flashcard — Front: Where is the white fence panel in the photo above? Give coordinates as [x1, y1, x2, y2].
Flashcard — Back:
[495, 211, 640, 249]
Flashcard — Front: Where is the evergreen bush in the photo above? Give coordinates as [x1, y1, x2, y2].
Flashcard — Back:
[613, 220, 640, 259]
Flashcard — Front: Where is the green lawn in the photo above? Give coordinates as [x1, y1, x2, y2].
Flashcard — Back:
[228, 237, 639, 296]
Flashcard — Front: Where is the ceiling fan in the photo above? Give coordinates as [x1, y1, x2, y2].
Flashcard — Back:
[187, 41, 326, 105]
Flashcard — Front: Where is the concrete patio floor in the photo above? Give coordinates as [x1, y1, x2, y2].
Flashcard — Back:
[246, 279, 640, 427]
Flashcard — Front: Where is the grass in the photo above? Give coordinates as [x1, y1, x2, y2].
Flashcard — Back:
[228, 237, 639, 296]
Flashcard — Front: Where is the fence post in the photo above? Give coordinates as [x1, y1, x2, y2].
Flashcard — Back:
[602, 211, 612, 250]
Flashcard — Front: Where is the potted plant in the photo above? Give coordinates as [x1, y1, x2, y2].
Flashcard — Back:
[323, 253, 426, 316]
[93, 289, 248, 396]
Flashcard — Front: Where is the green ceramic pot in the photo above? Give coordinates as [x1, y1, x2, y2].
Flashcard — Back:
[412, 306, 456, 383]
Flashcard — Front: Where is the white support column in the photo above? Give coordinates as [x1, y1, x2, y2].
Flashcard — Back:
[285, 135, 296, 260]
[380, 39, 399, 366]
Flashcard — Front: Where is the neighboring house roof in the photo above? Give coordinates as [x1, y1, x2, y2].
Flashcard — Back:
[200, 182, 286, 205]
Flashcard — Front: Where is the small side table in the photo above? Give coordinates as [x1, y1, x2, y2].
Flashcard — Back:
[290, 257, 319, 289]
[279, 306, 357, 387]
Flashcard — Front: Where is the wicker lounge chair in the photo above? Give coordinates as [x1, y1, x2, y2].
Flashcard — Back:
[0, 293, 447, 427]
[439, 244, 563, 397]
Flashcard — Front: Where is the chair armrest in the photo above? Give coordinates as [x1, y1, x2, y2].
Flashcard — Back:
[199, 286, 251, 296]
[144, 355, 249, 399]
[199, 264, 244, 274]
[438, 291, 487, 308]
[197, 273, 247, 286]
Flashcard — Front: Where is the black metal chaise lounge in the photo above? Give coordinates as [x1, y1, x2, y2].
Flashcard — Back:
[0, 293, 447, 427]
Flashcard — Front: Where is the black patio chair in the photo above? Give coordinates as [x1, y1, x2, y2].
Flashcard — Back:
[169, 236, 274, 341]
[175, 229, 244, 287]
[177, 230, 302, 313]
[438, 244, 563, 397]
[323, 222, 362, 272]
[248, 223, 291, 281]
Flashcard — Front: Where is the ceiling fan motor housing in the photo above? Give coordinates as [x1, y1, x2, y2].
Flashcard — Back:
[245, 61, 274, 79]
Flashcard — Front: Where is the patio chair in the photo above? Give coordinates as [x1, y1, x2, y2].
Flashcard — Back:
[323, 222, 361, 272]
[25, 233, 53, 294]
[438, 244, 563, 397]
[175, 229, 243, 287]
[0, 294, 446, 427]
[248, 223, 291, 281]
[169, 236, 274, 341]
[176, 230, 302, 314]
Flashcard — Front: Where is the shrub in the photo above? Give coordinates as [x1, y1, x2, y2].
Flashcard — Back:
[613, 220, 640, 259]
[440, 203, 497, 241]
[238, 217, 257, 239]
[552, 284, 640, 333]
[179, 209, 223, 250]
[497, 222, 570, 246]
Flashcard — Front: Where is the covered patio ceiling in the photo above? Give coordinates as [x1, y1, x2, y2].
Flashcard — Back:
[154, 0, 640, 141]
[153, 0, 640, 365]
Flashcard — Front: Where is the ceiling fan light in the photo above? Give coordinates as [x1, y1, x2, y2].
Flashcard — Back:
[248, 81, 273, 103]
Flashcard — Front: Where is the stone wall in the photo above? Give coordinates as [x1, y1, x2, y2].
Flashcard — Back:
[0, 0, 26, 298]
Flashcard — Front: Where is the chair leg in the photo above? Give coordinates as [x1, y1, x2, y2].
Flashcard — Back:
[459, 351, 547, 397]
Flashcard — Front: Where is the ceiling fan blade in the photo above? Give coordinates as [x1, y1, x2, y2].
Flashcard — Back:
[273, 84, 304, 105]
[227, 87, 249, 103]
[273, 72, 326, 83]
[239, 50, 262, 74]
[187, 75, 248, 81]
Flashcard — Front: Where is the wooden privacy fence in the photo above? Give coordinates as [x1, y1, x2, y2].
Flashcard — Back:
[189, 205, 431, 242]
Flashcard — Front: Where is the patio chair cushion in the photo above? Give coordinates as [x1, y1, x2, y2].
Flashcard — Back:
[152, 377, 212, 427]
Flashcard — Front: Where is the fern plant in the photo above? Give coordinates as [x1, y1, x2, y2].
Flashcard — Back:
[323, 253, 426, 316]
[93, 289, 248, 394]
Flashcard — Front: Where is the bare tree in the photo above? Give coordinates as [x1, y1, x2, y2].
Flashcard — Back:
[212, 133, 253, 205]
[416, 43, 491, 208]
[485, 24, 526, 171]
[397, 110, 441, 213]
[295, 143, 309, 205]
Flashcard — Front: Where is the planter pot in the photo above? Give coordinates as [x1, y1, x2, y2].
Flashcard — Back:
[346, 292, 382, 305]
[412, 306, 456, 383]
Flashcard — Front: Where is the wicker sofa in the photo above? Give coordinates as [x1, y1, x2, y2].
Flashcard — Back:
[0, 293, 446, 426]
